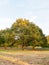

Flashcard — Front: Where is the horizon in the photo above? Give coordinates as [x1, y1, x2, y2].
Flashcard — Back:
[0, 0, 49, 36]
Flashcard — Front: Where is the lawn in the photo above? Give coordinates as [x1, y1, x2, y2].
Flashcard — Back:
[0, 50, 49, 65]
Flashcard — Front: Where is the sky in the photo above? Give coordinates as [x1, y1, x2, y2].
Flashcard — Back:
[0, 0, 49, 36]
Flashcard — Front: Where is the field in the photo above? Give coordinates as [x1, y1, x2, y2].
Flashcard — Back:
[0, 50, 49, 65]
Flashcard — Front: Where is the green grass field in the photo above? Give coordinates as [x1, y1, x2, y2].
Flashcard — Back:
[0, 50, 49, 65]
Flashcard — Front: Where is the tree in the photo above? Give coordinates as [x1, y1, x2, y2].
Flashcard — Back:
[11, 18, 48, 49]
[0, 18, 48, 49]
[0, 28, 16, 48]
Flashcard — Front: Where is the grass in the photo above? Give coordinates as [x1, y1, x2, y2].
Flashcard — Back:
[0, 49, 49, 65]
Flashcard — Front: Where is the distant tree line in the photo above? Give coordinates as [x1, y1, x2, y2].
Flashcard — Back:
[0, 18, 48, 49]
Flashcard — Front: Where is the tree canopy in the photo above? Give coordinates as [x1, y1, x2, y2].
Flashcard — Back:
[0, 18, 48, 49]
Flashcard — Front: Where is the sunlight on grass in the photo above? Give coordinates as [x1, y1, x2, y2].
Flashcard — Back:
[0, 50, 49, 65]
[0, 54, 30, 65]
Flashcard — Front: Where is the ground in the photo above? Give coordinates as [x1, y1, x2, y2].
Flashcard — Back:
[0, 50, 49, 65]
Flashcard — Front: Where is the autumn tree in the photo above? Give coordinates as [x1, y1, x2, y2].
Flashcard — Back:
[11, 18, 48, 49]
[0, 18, 48, 49]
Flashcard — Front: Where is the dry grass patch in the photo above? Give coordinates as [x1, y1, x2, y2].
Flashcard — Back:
[0, 55, 30, 65]
[0, 50, 49, 65]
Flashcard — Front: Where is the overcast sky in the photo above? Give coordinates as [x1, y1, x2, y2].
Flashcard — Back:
[0, 0, 49, 36]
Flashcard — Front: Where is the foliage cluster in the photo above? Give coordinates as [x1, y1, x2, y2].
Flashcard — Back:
[0, 18, 48, 49]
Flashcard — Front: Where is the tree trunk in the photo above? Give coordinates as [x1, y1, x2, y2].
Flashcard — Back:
[22, 44, 24, 50]
[32, 46, 35, 50]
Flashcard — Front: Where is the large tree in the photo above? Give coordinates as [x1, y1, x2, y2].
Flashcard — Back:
[11, 18, 48, 49]
[0, 18, 48, 49]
